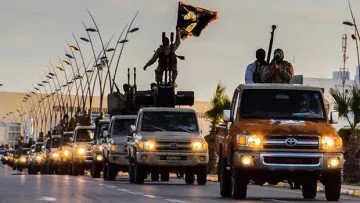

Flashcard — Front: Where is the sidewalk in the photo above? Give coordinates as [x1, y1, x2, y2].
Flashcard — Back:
[204, 174, 360, 198]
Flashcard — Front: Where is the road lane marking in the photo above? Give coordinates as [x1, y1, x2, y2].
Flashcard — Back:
[143, 195, 156, 198]
[127, 191, 144, 195]
[38, 197, 56, 201]
[164, 199, 185, 203]
[105, 185, 117, 188]
[117, 188, 129, 192]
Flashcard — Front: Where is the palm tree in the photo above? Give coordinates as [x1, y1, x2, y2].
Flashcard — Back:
[205, 82, 231, 174]
[330, 86, 360, 183]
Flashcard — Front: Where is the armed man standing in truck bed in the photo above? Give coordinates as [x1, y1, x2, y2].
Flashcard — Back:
[261, 48, 294, 83]
[143, 29, 182, 87]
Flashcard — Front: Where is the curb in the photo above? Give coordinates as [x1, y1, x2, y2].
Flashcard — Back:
[205, 175, 360, 198]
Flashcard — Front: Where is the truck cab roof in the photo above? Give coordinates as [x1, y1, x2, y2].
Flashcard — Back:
[111, 115, 137, 120]
[74, 126, 95, 131]
[239, 83, 322, 92]
[139, 107, 196, 113]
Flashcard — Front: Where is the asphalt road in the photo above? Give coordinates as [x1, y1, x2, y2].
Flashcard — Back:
[1, 164, 360, 203]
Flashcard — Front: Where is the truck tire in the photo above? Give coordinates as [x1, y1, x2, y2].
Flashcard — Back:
[197, 166, 207, 185]
[151, 173, 159, 181]
[134, 162, 145, 184]
[72, 163, 79, 176]
[161, 172, 169, 182]
[302, 179, 317, 199]
[128, 159, 135, 183]
[220, 157, 232, 197]
[78, 165, 85, 176]
[185, 172, 195, 185]
[232, 166, 248, 200]
[107, 163, 118, 181]
[27, 164, 33, 175]
[91, 161, 101, 178]
[323, 171, 341, 201]
[40, 164, 46, 174]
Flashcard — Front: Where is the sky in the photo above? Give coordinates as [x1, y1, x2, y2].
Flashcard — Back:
[0, 0, 359, 101]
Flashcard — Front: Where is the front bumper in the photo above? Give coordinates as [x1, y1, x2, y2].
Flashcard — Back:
[136, 152, 208, 166]
[108, 153, 127, 166]
[233, 151, 343, 171]
[73, 155, 92, 164]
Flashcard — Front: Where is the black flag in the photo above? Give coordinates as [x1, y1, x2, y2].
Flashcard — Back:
[177, 1, 218, 40]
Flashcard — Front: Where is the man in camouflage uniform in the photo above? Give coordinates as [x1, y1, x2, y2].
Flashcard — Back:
[143, 29, 181, 86]
[261, 48, 294, 83]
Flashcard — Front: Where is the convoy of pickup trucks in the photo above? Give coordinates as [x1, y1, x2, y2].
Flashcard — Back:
[0, 71, 344, 201]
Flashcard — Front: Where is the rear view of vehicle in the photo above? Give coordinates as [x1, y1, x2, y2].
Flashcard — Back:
[28, 142, 44, 174]
[57, 131, 73, 174]
[91, 119, 109, 178]
[40, 135, 61, 174]
[103, 115, 136, 180]
[70, 126, 95, 176]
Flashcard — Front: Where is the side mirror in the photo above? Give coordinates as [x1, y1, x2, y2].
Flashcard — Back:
[41, 146, 45, 151]
[130, 125, 136, 132]
[223, 109, 233, 122]
[330, 111, 339, 124]
[69, 137, 74, 142]
[103, 130, 109, 138]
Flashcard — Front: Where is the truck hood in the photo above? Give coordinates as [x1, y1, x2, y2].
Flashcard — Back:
[235, 119, 337, 136]
[138, 131, 203, 141]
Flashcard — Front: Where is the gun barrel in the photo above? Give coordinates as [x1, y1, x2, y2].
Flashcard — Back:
[266, 25, 277, 64]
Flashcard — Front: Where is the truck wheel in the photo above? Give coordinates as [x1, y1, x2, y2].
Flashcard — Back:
[103, 161, 108, 180]
[220, 157, 232, 197]
[68, 163, 73, 175]
[232, 166, 248, 200]
[78, 165, 85, 176]
[107, 163, 118, 181]
[40, 164, 46, 174]
[128, 159, 135, 183]
[151, 173, 159, 181]
[301, 179, 317, 199]
[27, 164, 33, 175]
[323, 171, 341, 201]
[72, 163, 78, 176]
[18, 167, 23, 172]
[197, 166, 207, 185]
[185, 172, 195, 185]
[91, 161, 101, 178]
[161, 172, 170, 182]
[134, 162, 145, 184]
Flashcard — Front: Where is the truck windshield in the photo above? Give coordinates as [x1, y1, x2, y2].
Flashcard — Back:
[51, 138, 61, 148]
[240, 89, 326, 121]
[113, 119, 135, 136]
[35, 144, 42, 152]
[141, 112, 199, 132]
[76, 129, 93, 142]
[98, 123, 109, 138]
[62, 134, 73, 145]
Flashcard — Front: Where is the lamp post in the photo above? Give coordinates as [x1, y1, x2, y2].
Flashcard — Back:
[62, 58, 81, 111]
[56, 66, 73, 116]
[343, 0, 360, 82]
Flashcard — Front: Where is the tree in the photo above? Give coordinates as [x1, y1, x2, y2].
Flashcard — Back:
[330, 86, 360, 183]
[205, 82, 231, 174]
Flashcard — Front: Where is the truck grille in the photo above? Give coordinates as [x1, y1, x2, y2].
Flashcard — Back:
[263, 135, 319, 150]
[263, 157, 320, 165]
[156, 141, 192, 152]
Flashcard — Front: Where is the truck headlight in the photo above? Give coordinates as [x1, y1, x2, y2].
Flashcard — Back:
[63, 150, 69, 157]
[77, 148, 85, 155]
[321, 136, 342, 149]
[110, 145, 117, 152]
[52, 153, 59, 158]
[20, 157, 27, 163]
[191, 141, 207, 151]
[138, 141, 156, 151]
[237, 135, 263, 148]
[35, 155, 42, 162]
[96, 145, 103, 151]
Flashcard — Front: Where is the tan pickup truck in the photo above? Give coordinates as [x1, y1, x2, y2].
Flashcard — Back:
[217, 84, 343, 201]
[127, 107, 209, 185]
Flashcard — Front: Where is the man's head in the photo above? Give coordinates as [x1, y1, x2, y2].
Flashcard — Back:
[274, 48, 284, 62]
[256, 48, 266, 63]
[162, 37, 170, 46]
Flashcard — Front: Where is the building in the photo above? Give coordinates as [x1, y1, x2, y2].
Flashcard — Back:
[0, 91, 212, 143]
